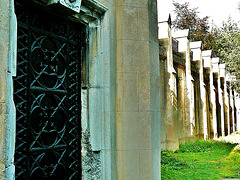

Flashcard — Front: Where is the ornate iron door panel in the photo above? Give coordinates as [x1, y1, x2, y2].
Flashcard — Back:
[14, 2, 83, 179]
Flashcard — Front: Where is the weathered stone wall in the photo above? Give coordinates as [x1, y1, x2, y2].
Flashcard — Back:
[177, 64, 189, 143]
[1, 0, 240, 178]
[159, 20, 176, 150]
[193, 71, 201, 139]
[0, 0, 13, 178]
[0, 0, 9, 173]
[190, 41, 206, 140]
[159, 39, 179, 151]
[88, 0, 118, 179]
[175, 33, 196, 144]
[0, 0, 119, 179]
[0, 0, 162, 178]
[159, 19, 240, 151]
[220, 64, 226, 136]
[116, 0, 161, 178]
[159, 45, 168, 150]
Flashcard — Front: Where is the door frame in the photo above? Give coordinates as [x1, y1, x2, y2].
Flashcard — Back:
[4, 0, 117, 179]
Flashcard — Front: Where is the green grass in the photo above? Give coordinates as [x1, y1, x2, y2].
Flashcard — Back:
[161, 140, 240, 180]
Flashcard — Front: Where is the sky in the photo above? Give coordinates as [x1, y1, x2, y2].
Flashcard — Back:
[157, 0, 240, 27]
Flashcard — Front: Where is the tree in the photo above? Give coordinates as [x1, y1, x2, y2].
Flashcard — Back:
[212, 18, 240, 91]
[172, 1, 213, 50]
[172, 2, 240, 92]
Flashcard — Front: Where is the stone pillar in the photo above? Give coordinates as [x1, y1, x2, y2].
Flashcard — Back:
[0, 0, 9, 176]
[173, 30, 195, 141]
[230, 76, 236, 132]
[230, 83, 234, 133]
[190, 41, 207, 139]
[116, 0, 160, 179]
[0, 0, 17, 179]
[219, 64, 226, 136]
[190, 75, 195, 136]
[212, 58, 219, 138]
[209, 58, 217, 138]
[202, 50, 213, 139]
[233, 89, 237, 132]
[159, 16, 179, 151]
[235, 92, 240, 131]
[225, 74, 230, 135]
[233, 89, 238, 132]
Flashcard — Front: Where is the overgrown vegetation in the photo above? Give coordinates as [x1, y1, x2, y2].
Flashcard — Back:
[161, 140, 240, 180]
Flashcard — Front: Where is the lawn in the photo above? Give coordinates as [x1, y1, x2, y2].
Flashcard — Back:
[161, 140, 240, 180]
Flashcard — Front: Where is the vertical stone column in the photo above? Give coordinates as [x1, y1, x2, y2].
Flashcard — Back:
[212, 58, 219, 138]
[116, 0, 160, 179]
[225, 74, 232, 135]
[5, 0, 17, 179]
[190, 41, 207, 139]
[0, 3, 8, 178]
[219, 64, 226, 136]
[233, 88, 237, 132]
[202, 50, 212, 139]
[173, 30, 195, 141]
[233, 89, 238, 132]
[0, 0, 15, 179]
[229, 76, 236, 133]
[235, 92, 240, 131]
[158, 16, 179, 151]
[158, 18, 169, 150]
[230, 83, 234, 133]
[209, 58, 217, 138]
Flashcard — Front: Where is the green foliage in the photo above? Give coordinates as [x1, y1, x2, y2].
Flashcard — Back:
[173, 1, 240, 92]
[211, 18, 240, 92]
[172, 1, 213, 50]
[161, 140, 240, 180]
[176, 140, 236, 153]
[161, 150, 187, 170]
[176, 140, 211, 153]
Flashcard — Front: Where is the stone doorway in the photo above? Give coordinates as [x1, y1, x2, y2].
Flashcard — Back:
[14, 2, 84, 179]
